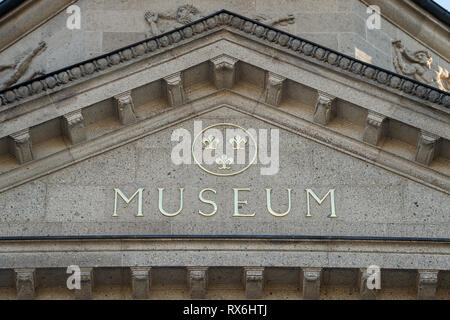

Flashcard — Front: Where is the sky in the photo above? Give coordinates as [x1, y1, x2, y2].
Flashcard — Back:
[433, 0, 450, 11]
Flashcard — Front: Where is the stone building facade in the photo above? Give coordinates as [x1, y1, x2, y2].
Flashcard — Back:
[0, 0, 448, 299]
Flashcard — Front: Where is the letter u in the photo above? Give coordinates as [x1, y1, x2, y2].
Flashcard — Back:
[158, 188, 184, 217]
[266, 188, 291, 217]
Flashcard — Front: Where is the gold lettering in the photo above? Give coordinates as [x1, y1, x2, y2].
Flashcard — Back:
[233, 188, 255, 217]
[198, 188, 218, 217]
[266, 188, 291, 217]
[158, 188, 184, 217]
[113, 188, 144, 217]
[305, 189, 336, 218]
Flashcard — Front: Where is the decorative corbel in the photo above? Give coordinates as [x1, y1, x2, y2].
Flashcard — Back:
[62, 109, 87, 145]
[164, 72, 185, 107]
[265, 72, 286, 106]
[211, 55, 238, 89]
[313, 91, 335, 125]
[363, 111, 387, 146]
[9, 129, 33, 164]
[415, 131, 440, 166]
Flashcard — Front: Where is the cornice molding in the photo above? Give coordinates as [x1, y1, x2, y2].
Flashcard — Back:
[0, 9, 448, 109]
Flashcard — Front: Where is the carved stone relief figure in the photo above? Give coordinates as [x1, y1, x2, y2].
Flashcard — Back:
[0, 41, 47, 91]
[392, 40, 449, 92]
[252, 14, 295, 27]
[145, 4, 295, 37]
[145, 4, 202, 37]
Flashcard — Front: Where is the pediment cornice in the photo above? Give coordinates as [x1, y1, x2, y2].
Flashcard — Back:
[0, 9, 448, 110]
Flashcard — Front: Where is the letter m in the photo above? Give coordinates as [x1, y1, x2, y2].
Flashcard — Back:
[113, 188, 144, 217]
[305, 189, 336, 218]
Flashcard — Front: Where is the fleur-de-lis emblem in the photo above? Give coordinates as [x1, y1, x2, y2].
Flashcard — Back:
[202, 135, 219, 150]
[216, 154, 233, 170]
[230, 135, 247, 150]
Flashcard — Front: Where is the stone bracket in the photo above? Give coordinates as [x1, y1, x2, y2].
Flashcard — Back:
[302, 267, 321, 300]
[211, 54, 238, 89]
[74, 267, 94, 300]
[164, 72, 185, 107]
[243, 267, 264, 299]
[359, 268, 377, 300]
[265, 72, 286, 106]
[9, 128, 33, 164]
[417, 270, 438, 300]
[313, 91, 335, 125]
[363, 111, 387, 146]
[131, 266, 151, 299]
[15, 268, 36, 300]
[415, 131, 440, 166]
[114, 91, 137, 125]
[62, 109, 87, 145]
[187, 267, 208, 299]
